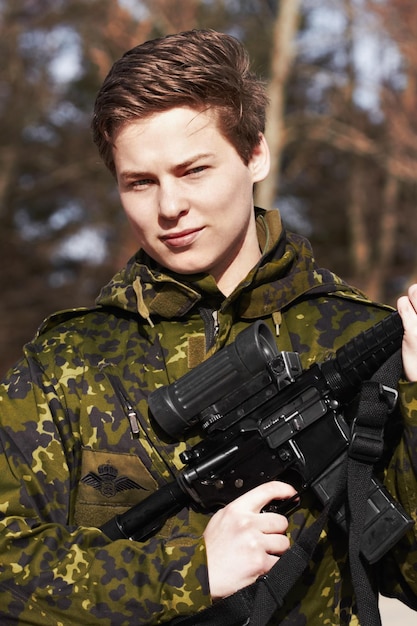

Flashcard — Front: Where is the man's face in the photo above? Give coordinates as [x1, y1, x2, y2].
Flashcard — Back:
[113, 106, 270, 295]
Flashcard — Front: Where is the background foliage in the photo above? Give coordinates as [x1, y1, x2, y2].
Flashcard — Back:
[2, 0, 417, 375]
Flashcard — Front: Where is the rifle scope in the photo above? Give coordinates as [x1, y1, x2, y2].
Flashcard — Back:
[149, 311, 404, 439]
[148, 321, 277, 438]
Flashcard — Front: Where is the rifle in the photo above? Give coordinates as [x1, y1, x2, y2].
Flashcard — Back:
[101, 311, 413, 563]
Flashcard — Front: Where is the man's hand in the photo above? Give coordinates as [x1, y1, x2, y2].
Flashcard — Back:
[398, 283, 417, 382]
[203, 480, 297, 600]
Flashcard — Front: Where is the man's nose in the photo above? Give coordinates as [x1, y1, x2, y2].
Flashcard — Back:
[158, 181, 189, 220]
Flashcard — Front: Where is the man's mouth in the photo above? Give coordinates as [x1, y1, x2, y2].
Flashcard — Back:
[161, 227, 204, 248]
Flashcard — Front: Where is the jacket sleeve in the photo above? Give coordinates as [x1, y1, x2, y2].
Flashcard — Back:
[379, 380, 417, 608]
[0, 354, 211, 625]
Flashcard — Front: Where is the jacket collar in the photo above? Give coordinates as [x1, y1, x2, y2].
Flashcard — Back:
[96, 209, 360, 323]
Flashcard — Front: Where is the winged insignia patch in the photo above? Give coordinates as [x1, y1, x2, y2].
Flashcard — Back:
[81, 463, 144, 498]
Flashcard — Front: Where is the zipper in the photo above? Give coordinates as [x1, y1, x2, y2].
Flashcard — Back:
[199, 306, 220, 350]
[102, 366, 182, 482]
[212, 309, 220, 339]
[106, 372, 140, 439]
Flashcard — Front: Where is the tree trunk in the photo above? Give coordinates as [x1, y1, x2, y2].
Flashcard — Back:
[363, 173, 399, 301]
[347, 161, 371, 280]
[254, 0, 301, 210]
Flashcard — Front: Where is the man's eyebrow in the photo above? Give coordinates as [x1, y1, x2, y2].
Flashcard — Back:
[172, 153, 215, 171]
[118, 153, 215, 181]
[118, 169, 152, 182]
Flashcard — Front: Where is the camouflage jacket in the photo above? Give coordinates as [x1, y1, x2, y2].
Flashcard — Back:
[0, 209, 416, 625]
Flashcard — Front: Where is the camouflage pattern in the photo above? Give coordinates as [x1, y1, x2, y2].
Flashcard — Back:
[0, 208, 416, 625]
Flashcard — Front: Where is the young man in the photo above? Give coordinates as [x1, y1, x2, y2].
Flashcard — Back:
[0, 29, 416, 625]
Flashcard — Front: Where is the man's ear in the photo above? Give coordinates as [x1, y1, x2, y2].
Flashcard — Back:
[249, 133, 270, 183]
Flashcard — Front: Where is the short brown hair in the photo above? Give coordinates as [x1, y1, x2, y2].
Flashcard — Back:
[92, 29, 268, 175]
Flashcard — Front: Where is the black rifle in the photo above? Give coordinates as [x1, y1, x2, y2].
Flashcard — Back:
[101, 311, 413, 563]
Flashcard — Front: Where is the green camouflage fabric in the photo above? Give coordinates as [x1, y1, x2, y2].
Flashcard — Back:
[0, 208, 416, 625]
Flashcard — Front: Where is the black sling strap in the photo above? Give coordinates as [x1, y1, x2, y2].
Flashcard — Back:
[169, 350, 403, 626]
[347, 382, 391, 626]
[346, 350, 403, 626]
[170, 500, 335, 626]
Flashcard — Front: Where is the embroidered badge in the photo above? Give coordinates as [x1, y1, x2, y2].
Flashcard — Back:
[81, 463, 144, 498]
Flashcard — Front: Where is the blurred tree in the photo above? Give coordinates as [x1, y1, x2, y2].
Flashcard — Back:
[255, 0, 301, 211]
[0, 0, 153, 373]
[370, 0, 417, 289]
[259, 0, 417, 303]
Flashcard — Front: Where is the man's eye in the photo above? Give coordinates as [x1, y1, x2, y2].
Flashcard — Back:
[132, 178, 154, 188]
[186, 166, 207, 176]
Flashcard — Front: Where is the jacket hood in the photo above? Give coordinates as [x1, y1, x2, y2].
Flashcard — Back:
[96, 209, 364, 323]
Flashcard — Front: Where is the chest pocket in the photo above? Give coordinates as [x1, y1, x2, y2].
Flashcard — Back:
[71, 361, 184, 530]
[73, 447, 159, 529]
